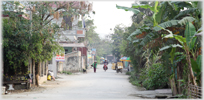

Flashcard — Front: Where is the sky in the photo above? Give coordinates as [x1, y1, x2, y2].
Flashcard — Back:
[89, 1, 135, 39]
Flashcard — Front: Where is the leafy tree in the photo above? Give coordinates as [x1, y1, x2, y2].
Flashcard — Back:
[109, 24, 127, 61]
[2, 1, 92, 86]
[116, 1, 202, 94]
[79, 18, 112, 60]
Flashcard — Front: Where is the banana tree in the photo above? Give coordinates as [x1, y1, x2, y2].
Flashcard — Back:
[117, 1, 200, 41]
[190, 55, 202, 86]
[160, 22, 201, 85]
[116, 3, 202, 95]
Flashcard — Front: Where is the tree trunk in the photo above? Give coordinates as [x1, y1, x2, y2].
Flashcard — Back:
[177, 66, 181, 94]
[185, 48, 197, 86]
[179, 62, 184, 93]
[32, 59, 35, 87]
[35, 62, 40, 86]
[169, 77, 178, 96]
[27, 58, 32, 89]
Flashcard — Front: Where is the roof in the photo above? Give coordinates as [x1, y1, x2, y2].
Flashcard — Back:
[2, 14, 29, 20]
[49, 1, 86, 9]
[58, 35, 77, 41]
[59, 43, 85, 47]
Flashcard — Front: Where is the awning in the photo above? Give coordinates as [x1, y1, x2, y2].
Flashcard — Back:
[120, 57, 131, 62]
[120, 56, 127, 61]
[100, 57, 104, 59]
[126, 57, 131, 62]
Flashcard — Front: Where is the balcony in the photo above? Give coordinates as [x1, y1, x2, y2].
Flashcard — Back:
[58, 28, 85, 42]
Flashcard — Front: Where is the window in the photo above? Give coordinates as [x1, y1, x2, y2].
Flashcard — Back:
[65, 49, 68, 54]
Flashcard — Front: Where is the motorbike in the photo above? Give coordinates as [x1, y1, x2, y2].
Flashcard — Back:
[103, 64, 108, 71]
[115, 62, 123, 73]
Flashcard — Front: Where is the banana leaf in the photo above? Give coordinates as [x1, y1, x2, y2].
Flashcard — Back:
[190, 58, 200, 74]
[116, 5, 140, 14]
[184, 22, 197, 48]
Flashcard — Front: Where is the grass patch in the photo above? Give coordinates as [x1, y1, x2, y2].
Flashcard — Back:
[62, 71, 72, 75]
[126, 71, 142, 87]
[126, 71, 131, 75]
[129, 76, 141, 87]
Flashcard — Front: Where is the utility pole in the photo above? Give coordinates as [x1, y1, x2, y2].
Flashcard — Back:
[24, 1, 33, 87]
[27, 3, 34, 87]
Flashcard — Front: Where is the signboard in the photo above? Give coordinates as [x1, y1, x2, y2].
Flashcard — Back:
[91, 48, 96, 56]
[88, 54, 92, 58]
[77, 30, 83, 34]
[56, 51, 65, 62]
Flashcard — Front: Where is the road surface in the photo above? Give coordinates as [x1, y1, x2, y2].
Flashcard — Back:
[2, 64, 143, 99]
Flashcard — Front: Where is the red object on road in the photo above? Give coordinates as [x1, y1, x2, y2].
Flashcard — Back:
[103, 65, 108, 71]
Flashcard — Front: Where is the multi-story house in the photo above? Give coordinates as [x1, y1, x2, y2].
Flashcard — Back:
[48, 1, 92, 75]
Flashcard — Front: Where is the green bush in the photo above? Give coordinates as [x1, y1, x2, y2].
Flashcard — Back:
[130, 79, 141, 86]
[127, 63, 169, 90]
[126, 71, 131, 75]
[142, 63, 169, 90]
[128, 71, 143, 87]
[62, 71, 72, 75]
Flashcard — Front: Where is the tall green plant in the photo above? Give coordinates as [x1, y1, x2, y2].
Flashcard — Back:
[161, 22, 201, 85]
[142, 63, 168, 90]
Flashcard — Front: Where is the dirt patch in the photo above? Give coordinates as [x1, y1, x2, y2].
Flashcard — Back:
[5, 86, 46, 95]
[4, 79, 65, 95]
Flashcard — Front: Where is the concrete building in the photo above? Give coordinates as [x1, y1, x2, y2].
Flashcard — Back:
[60, 43, 86, 72]
[47, 1, 93, 76]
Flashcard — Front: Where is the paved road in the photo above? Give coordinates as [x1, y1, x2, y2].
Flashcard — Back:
[2, 64, 143, 99]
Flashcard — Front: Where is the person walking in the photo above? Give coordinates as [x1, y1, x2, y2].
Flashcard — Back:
[91, 61, 97, 73]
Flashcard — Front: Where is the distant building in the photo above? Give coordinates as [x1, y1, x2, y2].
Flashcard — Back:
[48, 1, 92, 74]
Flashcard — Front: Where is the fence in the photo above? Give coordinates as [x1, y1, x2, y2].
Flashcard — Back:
[188, 83, 202, 99]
